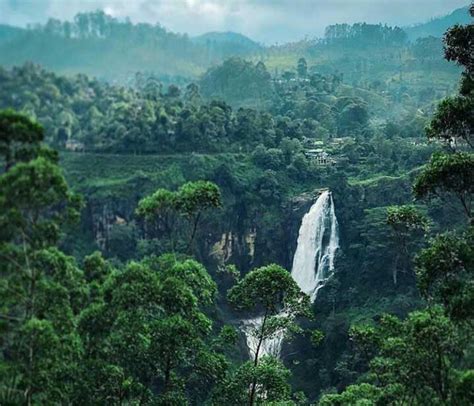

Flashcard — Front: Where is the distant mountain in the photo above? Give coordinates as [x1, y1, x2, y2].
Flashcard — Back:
[192, 31, 262, 55]
[405, 6, 472, 41]
[0, 11, 223, 81]
[0, 24, 24, 45]
[193, 31, 261, 48]
[0, 13, 263, 82]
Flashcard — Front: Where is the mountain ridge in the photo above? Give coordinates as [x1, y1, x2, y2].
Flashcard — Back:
[404, 5, 471, 40]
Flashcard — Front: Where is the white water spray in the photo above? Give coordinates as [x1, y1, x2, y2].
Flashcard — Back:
[242, 315, 286, 359]
[291, 190, 339, 302]
[242, 190, 339, 359]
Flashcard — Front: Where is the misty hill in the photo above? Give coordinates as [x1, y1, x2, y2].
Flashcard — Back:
[0, 24, 24, 45]
[193, 31, 262, 56]
[0, 11, 211, 81]
[0, 7, 466, 83]
[404, 5, 471, 40]
[0, 11, 260, 82]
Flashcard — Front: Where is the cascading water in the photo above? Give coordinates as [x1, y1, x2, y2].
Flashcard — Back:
[291, 190, 339, 302]
[242, 315, 286, 359]
[242, 190, 339, 360]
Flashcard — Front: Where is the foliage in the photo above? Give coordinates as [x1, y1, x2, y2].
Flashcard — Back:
[0, 109, 44, 170]
[416, 229, 474, 322]
[385, 205, 429, 285]
[413, 152, 474, 220]
[310, 330, 325, 347]
[137, 180, 221, 252]
[426, 6, 473, 151]
[327, 10, 474, 405]
[0, 113, 85, 404]
[77, 255, 225, 404]
[443, 6, 474, 74]
[427, 96, 474, 148]
[212, 357, 293, 405]
[228, 264, 310, 318]
[228, 264, 311, 405]
[175, 180, 222, 217]
[349, 308, 468, 404]
[386, 205, 429, 232]
[319, 383, 382, 405]
[200, 58, 273, 108]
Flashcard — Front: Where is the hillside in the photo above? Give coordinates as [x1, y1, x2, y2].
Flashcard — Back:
[0, 13, 260, 82]
[405, 5, 471, 40]
[192, 31, 262, 56]
[0, 23, 23, 44]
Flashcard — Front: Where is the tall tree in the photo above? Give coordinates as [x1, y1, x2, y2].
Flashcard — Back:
[227, 264, 310, 405]
[0, 112, 84, 405]
[414, 152, 474, 222]
[137, 181, 222, 253]
[77, 251, 227, 404]
[386, 205, 429, 285]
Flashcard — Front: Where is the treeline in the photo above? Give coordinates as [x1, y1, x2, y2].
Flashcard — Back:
[0, 59, 433, 156]
[324, 23, 407, 47]
[35, 11, 262, 60]
[0, 60, 439, 183]
[0, 11, 261, 80]
[32, 10, 181, 41]
[0, 62, 368, 153]
[0, 10, 464, 84]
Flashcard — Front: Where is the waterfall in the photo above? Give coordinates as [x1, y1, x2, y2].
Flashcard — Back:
[242, 315, 286, 359]
[242, 190, 339, 360]
[291, 190, 339, 302]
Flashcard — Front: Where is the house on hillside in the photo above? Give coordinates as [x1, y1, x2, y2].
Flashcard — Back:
[330, 137, 353, 147]
[304, 148, 335, 166]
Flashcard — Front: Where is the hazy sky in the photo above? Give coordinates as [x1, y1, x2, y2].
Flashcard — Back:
[0, 0, 469, 43]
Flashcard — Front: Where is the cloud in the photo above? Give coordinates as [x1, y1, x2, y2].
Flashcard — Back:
[0, 0, 469, 43]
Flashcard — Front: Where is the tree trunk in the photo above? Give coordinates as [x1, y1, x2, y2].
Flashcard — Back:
[187, 211, 201, 254]
[459, 193, 471, 224]
[23, 235, 35, 406]
[164, 355, 172, 392]
[248, 309, 269, 406]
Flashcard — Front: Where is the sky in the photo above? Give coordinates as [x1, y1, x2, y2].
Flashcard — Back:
[0, 0, 469, 44]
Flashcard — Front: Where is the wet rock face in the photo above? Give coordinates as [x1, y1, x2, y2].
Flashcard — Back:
[211, 229, 257, 267]
[245, 228, 257, 261]
[211, 232, 235, 264]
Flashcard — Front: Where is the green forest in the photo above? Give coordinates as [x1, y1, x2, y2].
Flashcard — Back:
[0, 2, 473, 405]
